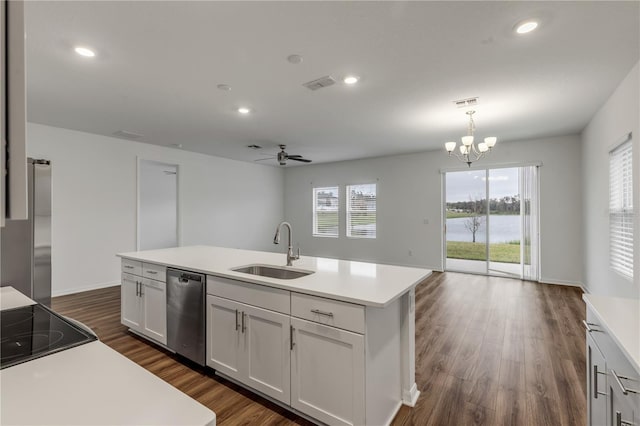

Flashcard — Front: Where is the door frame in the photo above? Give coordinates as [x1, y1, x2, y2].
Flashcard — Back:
[136, 157, 181, 251]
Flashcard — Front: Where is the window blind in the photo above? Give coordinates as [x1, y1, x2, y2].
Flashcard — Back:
[313, 186, 339, 237]
[347, 183, 376, 238]
[609, 138, 633, 279]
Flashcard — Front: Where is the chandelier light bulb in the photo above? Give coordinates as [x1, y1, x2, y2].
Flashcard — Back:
[445, 142, 457, 153]
[484, 137, 497, 148]
[478, 142, 489, 153]
[459, 145, 468, 155]
[461, 135, 474, 146]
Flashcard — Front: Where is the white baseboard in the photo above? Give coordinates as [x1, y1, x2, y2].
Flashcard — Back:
[539, 277, 585, 290]
[52, 280, 120, 297]
[402, 382, 420, 407]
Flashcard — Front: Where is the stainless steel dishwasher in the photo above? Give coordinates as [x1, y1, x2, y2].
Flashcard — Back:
[166, 268, 206, 365]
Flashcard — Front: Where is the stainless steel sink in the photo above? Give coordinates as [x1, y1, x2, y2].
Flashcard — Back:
[231, 264, 314, 280]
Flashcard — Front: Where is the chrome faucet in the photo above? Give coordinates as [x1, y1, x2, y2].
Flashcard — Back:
[273, 221, 300, 266]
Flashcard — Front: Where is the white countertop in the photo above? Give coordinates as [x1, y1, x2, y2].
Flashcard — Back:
[1, 286, 36, 310]
[583, 293, 640, 375]
[0, 287, 216, 426]
[118, 245, 432, 307]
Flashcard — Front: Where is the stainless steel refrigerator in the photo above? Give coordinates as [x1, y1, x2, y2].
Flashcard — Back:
[1, 158, 51, 306]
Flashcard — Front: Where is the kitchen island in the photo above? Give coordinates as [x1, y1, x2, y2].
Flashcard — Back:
[118, 245, 432, 426]
[0, 286, 216, 426]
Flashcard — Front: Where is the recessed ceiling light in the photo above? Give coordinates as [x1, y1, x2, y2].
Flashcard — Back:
[238, 107, 251, 114]
[344, 76, 359, 85]
[74, 46, 96, 57]
[515, 20, 539, 34]
[217, 84, 231, 91]
[170, 143, 183, 149]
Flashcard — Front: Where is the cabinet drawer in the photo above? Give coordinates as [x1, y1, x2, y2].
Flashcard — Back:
[121, 259, 142, 276]
[291, 293, 365, 334]
[207, 275, 290, 314]
[143, 263, 166, 282]
[122, 272, 140, 283]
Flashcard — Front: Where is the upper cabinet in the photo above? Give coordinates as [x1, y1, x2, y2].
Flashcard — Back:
[1, 0, 28, 226]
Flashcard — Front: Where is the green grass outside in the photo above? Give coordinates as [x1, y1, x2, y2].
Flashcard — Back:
[446, 211, 473, 219]
[447, 241, 521, 263]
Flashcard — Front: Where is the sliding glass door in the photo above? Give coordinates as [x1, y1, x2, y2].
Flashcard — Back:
[487, 168, 521, 277]
[444, 165, 539, 280]
[444, 169, 488, 274]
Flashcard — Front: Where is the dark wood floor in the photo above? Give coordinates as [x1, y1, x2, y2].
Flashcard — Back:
[52, 272, 586, 426]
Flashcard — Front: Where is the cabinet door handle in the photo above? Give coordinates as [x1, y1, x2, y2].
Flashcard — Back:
[235, 309, 239, 331]
[612, 370, 640, 395]
[594, 365, 607, 398]
[135, 281, 139, 297]
[594, 364, 599, 399]
[146, 270, 157, 275]
[582, 320, 601, 333]
[124, 265, 134, 269]
[290, 325, 295, 351]
[241, 312, 246, 333]
[616, 411, 634, 426]
[311, 309, 334, 317]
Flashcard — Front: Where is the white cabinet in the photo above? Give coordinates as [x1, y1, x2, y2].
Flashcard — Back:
[206, 295, 291, 404]
[1, 0, 28, 226]
[121, 272, 142, 330]
[205, 275, 403, 426]
[121, 262, 167, 345]
[587, 333, 607, 426]
[610, 379, 636, 426]
[585, 305, 640, 426]
[206, 295, 242, 379]
[290, 317, 365, 426]
[141, 278, 167, 344]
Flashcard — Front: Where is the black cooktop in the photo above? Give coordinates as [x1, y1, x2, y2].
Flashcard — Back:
[1, 304, 97, 370]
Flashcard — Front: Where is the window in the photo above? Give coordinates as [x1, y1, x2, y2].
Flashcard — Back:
[609, 137, 633, 279]
[313, 186, 339, 237]
[347, 183, 376, 238]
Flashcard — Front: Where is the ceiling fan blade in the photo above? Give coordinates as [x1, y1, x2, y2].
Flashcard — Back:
[289, 157, 312, 163]
[286, 154, 303, 158]
[254, 157, 275, 162]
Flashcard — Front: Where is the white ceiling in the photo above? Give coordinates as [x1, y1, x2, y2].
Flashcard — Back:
[25, 1, 639, 166]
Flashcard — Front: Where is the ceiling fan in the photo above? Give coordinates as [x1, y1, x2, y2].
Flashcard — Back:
[255, 145, 312, 166]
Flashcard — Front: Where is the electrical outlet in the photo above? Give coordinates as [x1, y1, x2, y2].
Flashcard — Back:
[423, 218, 429, 225]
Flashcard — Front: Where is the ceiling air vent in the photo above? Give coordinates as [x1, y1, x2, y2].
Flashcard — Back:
[302, 75, 336, 91]
[113, 130, 143, 140]
[453, 97, 479, 108]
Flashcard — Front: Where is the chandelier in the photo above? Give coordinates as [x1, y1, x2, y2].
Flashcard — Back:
[444, 110, 497, 167]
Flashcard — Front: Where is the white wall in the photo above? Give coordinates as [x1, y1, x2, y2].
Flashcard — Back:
[284, 134, 583, 286]
[581, 62, 640, 298]
[27, 123, 285, 296]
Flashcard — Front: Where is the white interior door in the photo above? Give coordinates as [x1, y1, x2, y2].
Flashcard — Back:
[138, 159, 178, 250]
